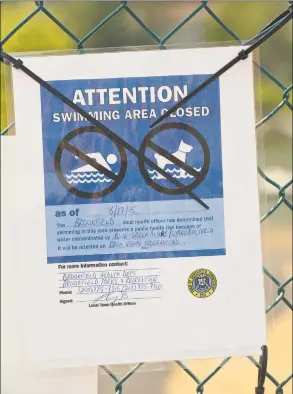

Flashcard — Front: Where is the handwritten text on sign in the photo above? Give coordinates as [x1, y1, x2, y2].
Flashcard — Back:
[47, 201, 224, 263]
[59, 268, 162, 307]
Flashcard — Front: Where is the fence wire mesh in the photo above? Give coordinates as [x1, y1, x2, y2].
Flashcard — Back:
[0, 1, 292, 394]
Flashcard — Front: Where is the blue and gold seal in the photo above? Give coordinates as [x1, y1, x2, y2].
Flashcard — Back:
[188, 269, 217, 298]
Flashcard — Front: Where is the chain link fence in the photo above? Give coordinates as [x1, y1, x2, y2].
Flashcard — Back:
[1, 1, 292, 393]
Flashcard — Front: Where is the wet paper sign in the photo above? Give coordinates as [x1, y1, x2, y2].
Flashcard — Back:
[11, 47, 266, 368]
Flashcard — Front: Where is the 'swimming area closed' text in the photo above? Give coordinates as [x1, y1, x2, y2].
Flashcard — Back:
[52, 84, 210, 123]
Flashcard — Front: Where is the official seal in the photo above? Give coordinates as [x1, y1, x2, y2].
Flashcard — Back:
[188, 269, 217, 298]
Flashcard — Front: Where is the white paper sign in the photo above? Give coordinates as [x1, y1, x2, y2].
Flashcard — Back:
[11, 47, 266, 368]
[1, 137, 98, 392]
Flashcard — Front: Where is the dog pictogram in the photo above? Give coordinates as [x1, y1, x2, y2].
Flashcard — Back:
[139, 122, 210, 195]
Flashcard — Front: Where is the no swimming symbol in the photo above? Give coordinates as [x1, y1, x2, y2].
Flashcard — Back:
[54, 123, 210, 205]
[54, 126, 127, 199]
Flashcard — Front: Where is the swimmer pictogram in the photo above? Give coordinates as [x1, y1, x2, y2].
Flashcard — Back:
[54, 126, 127, 199]
[66, 152, 118, 184]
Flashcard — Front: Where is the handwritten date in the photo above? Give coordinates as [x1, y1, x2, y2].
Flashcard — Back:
[108, 204, 136, 218]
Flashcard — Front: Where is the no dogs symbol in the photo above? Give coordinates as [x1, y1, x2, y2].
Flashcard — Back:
[138, 122, 210, 195]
